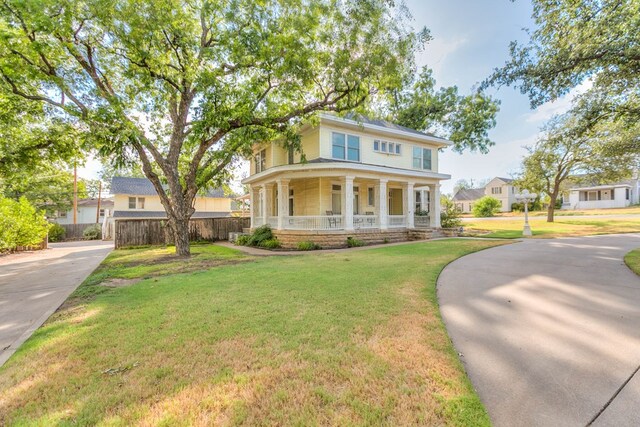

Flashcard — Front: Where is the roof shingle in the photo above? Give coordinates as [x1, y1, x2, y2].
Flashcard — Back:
[111, 177, 226, 197]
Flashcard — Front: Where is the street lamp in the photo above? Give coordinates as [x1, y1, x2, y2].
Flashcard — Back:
[515, 189, 537, 237]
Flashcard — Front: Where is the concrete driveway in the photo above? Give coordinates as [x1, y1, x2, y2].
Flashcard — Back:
[0, 240, 113, 366]
[438, 234, 640, 426]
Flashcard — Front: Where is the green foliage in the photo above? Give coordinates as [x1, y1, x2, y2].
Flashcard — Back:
[346, 237, 365, 247]
[259, 238, 281, 249]
[472, 197, 501, 218]
[415, 210, 429, 216]
[486, 0, 640, 128]
[235, 235, 250, 246]
[246, 225, 274, 247]
[297, 241, 321, 251]
[0, 0, 423, 256]
[386, 67, 500, 153]
[0, 196, 49, 251]
[83, 224, 102, 240]
[48, 222, 66, 242]
[441, 196, 463, 229]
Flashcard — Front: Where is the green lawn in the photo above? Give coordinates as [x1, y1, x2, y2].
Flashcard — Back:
[624, 248, 640, 276]
[0, 240, 505, 426]
[464, 218, 640, 239]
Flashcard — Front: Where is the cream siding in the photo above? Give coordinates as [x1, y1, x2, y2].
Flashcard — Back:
[114, 194, 231, 213]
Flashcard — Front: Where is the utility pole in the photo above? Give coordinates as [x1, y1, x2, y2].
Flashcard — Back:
[73, 163, 78, 225]
[96, 180, 102, 223]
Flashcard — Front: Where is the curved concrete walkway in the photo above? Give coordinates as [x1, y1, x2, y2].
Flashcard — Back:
[438, 234, 640, 427]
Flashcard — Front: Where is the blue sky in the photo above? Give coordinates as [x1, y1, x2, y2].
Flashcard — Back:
[81, 0, 577, 194]
[407, 0, 579, 193]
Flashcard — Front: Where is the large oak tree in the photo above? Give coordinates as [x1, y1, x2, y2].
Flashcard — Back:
[0, 0, 425, 255]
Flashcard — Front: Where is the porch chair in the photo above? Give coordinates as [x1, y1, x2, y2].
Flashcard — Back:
[326, 210, 338, 228]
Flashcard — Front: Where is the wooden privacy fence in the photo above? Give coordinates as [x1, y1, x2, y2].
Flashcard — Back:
[61, 223, 98, 241]
[115, 217, 250, 248]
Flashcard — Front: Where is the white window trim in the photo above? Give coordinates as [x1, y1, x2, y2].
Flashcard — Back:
[331, 132, 361, 162]
[373, 139, 402, 156]
[412, 146, 433, 171]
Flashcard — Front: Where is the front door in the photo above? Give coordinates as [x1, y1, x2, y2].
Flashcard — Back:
[388, 188, 403, 215]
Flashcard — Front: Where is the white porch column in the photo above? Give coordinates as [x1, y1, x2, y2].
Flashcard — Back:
[406, 182, 415, 228]
[259, 185, 267, 226]
[344, 176, 354, 231]
[276, 179, 289, 230]
[263, 183, 274, 226]
[429, 183, 441, 228]
[249, 185, 256, 228]
[378, 179, 388, 229]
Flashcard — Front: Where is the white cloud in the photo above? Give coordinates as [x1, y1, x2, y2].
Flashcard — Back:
[523, 80, 593, 124]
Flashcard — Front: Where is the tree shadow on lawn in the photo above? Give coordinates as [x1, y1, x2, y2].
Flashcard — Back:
[0, 240, 505, 426]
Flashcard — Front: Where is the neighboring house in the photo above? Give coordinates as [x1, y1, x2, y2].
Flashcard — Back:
[54, 197, 114, 224]
[110, 177, 233, 220]
[452, 177, 519, 213]
[241, 113, 452, 247]
[561, 178, 640, 210]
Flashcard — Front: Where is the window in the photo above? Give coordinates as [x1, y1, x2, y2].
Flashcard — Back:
[347, 135, 360, 161]
[415, 191, 422, 213]
[129, 197, 145, 209]
[373, 139, 401, 155]
[353, 186, 360, 214]
[412, 147, 432, 170]
[255, 149, 266, 173]
[99, 209, 105, 217]
[626, 188, 630, 200]
[367, 187, 375, 206]
[289, 189, 294, 216]
[587, 191, 598, 201]
[288, 147, 294, 165]
[491, 187, 502, 195]
[331, 184, 342, 214]
[332, 132, 360, 161]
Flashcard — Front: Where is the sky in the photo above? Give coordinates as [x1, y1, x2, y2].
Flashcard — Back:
[79, 0, 578, 195]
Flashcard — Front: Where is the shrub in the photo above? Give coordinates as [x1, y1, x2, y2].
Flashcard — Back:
[297, 240, 321, 251]
[511, 202, 524, 212]
[246, 225, 274, 247]
[235, 234, 249, 246]
[346, 236, 365, 247]
[0, 196, 49, 252]
[441, 196, 462, 228]
[472, 196, 502, 217]
[48, 223, 66, 242]
[259, 238, 281, 249]
[83, 224, 102, 240]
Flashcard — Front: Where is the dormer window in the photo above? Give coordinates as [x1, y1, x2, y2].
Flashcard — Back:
[255, 149, 266, 173]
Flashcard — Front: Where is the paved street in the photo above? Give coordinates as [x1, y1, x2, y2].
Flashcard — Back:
[438, 234, 640, 426]
[0, 241, 113, 366]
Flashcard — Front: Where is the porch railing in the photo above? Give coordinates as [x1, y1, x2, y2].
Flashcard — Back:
[283, 215, 344, 230]
[253, 217, 265, 227]
[353, 214, 378, 229]
[267, 216, 278, 228]
[414, 215, 431, 228]
[388, 215, 406, 228]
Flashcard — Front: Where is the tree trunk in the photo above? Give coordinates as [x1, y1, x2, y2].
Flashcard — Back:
[547, 194, 557, 223]
[172, 216, 191, 256]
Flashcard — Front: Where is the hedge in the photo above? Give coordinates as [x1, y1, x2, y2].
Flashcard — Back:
[0, 196, 49, 252]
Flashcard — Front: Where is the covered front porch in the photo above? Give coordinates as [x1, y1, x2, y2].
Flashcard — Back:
[249, 176, 441, 231]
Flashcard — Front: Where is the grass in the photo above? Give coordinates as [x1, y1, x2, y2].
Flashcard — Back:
[462, 205, 640, 218]
[464, 217, 640, 239]
[0, 239, 506, 426]
[624, 248, 640, 277]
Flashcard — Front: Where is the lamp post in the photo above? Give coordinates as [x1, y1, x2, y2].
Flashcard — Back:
[515, 189, 537, 237]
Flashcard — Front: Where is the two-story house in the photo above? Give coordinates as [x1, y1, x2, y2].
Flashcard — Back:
[241, 113, 452, 247]
[110, 177, 233, 219]
[452, 177, 518, 213]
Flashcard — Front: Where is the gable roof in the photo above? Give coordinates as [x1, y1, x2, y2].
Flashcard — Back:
[110, 177, 226, 198]
[453, 188, 485, 201]
[77, 197, 114, 208]
[495, 177, 514, 184]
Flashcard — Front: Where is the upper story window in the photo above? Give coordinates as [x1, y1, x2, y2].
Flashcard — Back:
[129, 197, 145, 209]
[373, 139, 401, 155]
[99, 209, 105, 217]
[255, 149, 266, 173]
[412, 146, 432, 170]
[491, 187, 502, 195]
[332, 132, 360, 161]
[58, 210, 67, 218]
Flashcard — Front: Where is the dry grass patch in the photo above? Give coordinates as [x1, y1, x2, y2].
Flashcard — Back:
[0, 240, 505, 426]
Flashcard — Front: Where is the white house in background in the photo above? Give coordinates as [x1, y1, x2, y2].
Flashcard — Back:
[452, 177, 519, 213]
[241, 113, 452, 248]
[562, 179, 640, 210]
[54, 197, 114, 224]
[110, 177, 233, 220]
